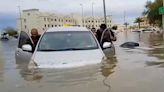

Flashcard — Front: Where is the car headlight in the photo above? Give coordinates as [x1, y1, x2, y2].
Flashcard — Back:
[28, 59, 38, 69]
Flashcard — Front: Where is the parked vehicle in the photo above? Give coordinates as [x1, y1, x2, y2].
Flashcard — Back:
[1, 33, 9, 41]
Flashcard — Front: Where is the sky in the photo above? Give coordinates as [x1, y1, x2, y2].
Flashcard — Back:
[0, 0, 154, 29]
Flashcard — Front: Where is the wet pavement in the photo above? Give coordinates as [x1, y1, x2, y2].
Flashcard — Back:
[0, 31, 164, 92]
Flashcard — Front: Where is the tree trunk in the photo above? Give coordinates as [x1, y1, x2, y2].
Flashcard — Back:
[138, 22, 140, 29]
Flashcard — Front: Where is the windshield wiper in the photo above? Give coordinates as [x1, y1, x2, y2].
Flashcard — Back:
[38, 49, 57, 51]
[38, 47, 98, 51]
[56, 47, 97, 51]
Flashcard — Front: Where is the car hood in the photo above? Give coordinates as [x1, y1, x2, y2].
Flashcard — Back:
[32, 49, 105, 68]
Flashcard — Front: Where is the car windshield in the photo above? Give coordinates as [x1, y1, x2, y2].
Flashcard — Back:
[37, 31, 98, 51]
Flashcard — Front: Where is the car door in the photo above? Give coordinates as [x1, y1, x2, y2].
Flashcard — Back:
[15, 31, 34, 63]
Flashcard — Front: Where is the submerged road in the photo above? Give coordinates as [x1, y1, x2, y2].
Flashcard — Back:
[0, 31, 164, 92]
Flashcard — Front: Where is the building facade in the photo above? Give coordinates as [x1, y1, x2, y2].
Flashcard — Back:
[140, 16, 150, 28]
[17, 9, 113, 34]
[84, 16, 112, 29]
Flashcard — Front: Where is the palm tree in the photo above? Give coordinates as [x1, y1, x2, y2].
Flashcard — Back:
[143, 0, 163, 27]
[134, 17, 144, 29]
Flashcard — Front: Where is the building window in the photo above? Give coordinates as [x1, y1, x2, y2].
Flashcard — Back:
[66, 20, 67, 22]
[61, 19, 63, 22]
[44, 18, 46, 21]
[54, 19, 57, 21]
[27, 13, 30, 16]
[48, 24, 50, 27]
[52, 25, 54, 27]
[45, 24, 46, 27]
[110, 20, 111, 23]
[47, 18, 49, 21]
[51, 19, 53, 21]
[55, 25, 57, 27]
[43, 28, 45, 30]
[24, 25, 27, 29]
[24, 19, 26, 23]
[59, 19, 60, 22]
[92, 21, 94, 23]
[88, 21, 90, 23]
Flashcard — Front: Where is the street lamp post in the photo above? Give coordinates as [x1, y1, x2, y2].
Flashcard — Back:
[80, 4, 84, 27]
[103, 0, 107, 25]
[92, 2, 95, 27]
[18, 6, 23, 32]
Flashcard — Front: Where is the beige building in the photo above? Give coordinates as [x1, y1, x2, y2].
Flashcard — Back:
[17, 9, 112, 34]
[140, 16, 150, 28]
[84, 16, 112, 29]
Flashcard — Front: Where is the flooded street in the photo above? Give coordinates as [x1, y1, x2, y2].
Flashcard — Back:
[0, 31, 164, 92]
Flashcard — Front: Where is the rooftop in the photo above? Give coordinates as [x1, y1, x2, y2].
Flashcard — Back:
[23, 9, 39, 12]
[46, 26, 89, 32]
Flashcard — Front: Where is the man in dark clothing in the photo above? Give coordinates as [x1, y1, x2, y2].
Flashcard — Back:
[31, 28, 41, 51]
[96, 24, 116, 47]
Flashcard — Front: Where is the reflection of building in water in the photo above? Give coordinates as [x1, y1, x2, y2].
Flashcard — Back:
[144, 32, 164, 67]
[148, 33, 164, 60]
[101, 57, 118, 92]
[140, 32, 164, 47]
[0, 46, 4, 82]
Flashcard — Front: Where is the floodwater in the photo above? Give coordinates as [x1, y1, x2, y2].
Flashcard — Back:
[0, 31, 164, 92]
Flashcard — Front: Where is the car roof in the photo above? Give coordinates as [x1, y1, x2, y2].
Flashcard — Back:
[46, 26, 89, 32]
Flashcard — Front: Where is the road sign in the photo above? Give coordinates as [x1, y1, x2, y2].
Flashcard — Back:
[159, 7, 164, 14]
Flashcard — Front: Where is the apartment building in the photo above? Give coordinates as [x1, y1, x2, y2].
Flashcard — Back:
[17, 9, 112, 34]
[140, 16, 150, 28]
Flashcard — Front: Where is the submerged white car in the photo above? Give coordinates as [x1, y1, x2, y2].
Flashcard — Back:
[16, 27, 112, 68]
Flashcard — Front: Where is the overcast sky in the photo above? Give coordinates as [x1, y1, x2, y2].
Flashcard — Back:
[0, 0, 154, 29]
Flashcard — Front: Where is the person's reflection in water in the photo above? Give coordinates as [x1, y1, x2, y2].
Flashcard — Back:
[100, 56, 118, 92]
[16, 59, 43, 82]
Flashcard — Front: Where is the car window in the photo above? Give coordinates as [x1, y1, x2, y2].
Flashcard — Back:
[38, 31, 98, 51]
[18, 31, 33, 48]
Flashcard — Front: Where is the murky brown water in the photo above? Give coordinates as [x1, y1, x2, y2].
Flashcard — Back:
[0, 31, 164, 92]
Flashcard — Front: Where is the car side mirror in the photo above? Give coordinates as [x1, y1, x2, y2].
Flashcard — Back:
[22, 44, 32, 52]
[103, 42, 112, 49]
